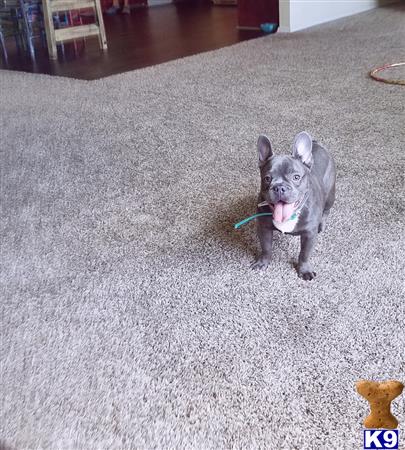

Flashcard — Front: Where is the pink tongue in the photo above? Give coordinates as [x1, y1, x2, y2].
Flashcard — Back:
[273, 202, 295, 222]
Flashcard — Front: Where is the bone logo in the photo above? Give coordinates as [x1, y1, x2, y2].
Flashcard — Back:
[356, 380, 404, 450]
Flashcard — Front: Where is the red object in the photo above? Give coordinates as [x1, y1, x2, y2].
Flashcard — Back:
[101, 0, 146, 12]
[369, 62, 405, 85]
[237, 0, 278, 29]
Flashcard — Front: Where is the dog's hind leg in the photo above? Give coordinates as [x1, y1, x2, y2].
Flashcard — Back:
[319, 186, 335, 233]
[318, 210, 330, 233]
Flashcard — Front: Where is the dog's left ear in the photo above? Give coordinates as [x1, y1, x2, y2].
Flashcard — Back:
[292, 131, 313, 169]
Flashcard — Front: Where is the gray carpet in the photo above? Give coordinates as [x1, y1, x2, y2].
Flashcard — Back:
[1, 4, 405, 449]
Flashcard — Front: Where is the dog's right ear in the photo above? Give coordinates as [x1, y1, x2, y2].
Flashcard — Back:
[292, 131, 313, 168]
[257, 135, 273, 167]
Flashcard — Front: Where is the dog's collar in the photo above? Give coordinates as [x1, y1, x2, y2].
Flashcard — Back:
[234, 192, 309, 230]
[258, 192, 309, 219]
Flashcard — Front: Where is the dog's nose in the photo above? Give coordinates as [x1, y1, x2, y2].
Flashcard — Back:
[272, 184, 289, 194]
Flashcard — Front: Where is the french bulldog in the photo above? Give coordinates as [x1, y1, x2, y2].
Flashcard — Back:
[251, 131, 336, 280]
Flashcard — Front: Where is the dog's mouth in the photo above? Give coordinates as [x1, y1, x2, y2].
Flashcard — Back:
[271, 201, 297, 222]
[259, 198, 302, 223]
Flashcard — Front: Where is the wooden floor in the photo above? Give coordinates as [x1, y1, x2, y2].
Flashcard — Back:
[0, 0, 263, 79]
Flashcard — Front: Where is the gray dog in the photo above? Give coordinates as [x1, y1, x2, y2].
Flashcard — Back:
[252, 131, 336, 280]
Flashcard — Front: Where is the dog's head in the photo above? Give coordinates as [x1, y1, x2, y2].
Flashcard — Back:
[258, 131, 314, 223]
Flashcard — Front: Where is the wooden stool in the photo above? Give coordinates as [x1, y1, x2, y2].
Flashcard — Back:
[42, 0, 107, 59]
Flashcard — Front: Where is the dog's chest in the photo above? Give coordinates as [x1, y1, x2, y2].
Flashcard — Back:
[273, 215, 299, 233]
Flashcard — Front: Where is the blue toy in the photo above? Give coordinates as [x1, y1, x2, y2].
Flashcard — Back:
[260, 23, 278, 34]
[234, 212, 273, 229]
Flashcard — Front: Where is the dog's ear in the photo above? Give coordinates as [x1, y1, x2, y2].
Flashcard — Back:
[292, 131, 313, 168]
[257, 135, 273, 167]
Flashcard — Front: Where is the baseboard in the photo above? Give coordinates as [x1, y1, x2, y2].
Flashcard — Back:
[148, 0, 172, 5]
[237, 26, 261, 30]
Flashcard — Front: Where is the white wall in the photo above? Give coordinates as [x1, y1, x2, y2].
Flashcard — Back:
[279, 0, 395, 32]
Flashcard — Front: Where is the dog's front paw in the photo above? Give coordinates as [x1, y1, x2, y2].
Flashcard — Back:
[251, 255, 271, 270]
[298, 270, 317, 281]
[297, 263, 316, 281]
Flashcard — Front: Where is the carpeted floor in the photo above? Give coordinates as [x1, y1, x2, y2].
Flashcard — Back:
[1, 4, 405, 449]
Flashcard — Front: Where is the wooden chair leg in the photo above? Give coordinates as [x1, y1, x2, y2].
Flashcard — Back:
[94, 0, 107, 50]
[42, 0, 57, 58]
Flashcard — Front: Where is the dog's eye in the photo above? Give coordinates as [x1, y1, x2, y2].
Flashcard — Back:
[293, 174, 301, 181]
[264, 175, 271, 183]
